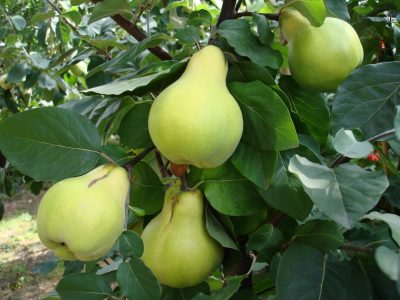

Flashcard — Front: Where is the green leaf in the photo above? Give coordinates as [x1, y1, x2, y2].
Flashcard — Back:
[56, 273, 113, 300]
[279, 76, 329, 145]
[117, 257, 161, 300]
[395, 106, 400, 141]
[229, 81, 298, 152]
[31, 11, 56, 24]
[292, 219, 344, 253]
[0, 107, 102, 181]
[176, 26, 200, 44]
[89, 0, 133, 24]
[11, 15, 26, 31]
[333, 129, 374, 158]
[188, 10, 212, 26]
[219, 19, 282, 69]
[227, 61, 275, 86]
[205, 206, 239, 250]
[118, 230, 144, 258]
[259, 155, 313, 221]
[162, 283, 210, 300]
[85, 62, 185, 96]
[38, 73, 57, 90]
[230, 142, 277, 190]
[130, 161, 164, 215]
[362, 212, 400, 246]
[283, 0, 326, 27]
[288, 156, 389, 228]
[119, 101, 153, 149]
[193, 276, 246, 300]
[325, 0, 350, 21]
[276, 244, 373, 300]
[375, 246, 400, 282]
[63, 10, 82, 27]
[202, 163, 267, 216]
[7, 62, 31, 83]
[247, 224, 284, 262]
[332, 62, 400, 139]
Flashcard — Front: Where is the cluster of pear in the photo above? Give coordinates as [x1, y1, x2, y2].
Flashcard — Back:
[280, 8, 364, 92]
[37, 45, 241, 287]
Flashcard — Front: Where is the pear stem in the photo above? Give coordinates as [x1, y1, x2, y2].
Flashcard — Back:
[154, 149, 170, 178]
[179, 173, 190, 191]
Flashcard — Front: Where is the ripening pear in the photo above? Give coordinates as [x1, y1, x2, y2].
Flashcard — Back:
[37, 164, 129, 261]
[148, 45, 243, 168]
[141, 181, 224, 288]
[280, 9, 364, 92]
[70, 61, 88, 77]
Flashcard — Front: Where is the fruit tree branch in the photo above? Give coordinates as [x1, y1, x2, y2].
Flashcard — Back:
[340, 243, 375, 254]
[217, 0, 237, 27]
[125, 146, 155, 171]
[330, 128, 396, 168]
[234, 12, 280, 21]
[91, 0, 172, 61]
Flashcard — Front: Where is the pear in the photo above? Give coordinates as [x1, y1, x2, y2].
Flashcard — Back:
[148, 45, 243, 168]
[141, 181, 224, 288]
[70, 61, 88, 77]
[0, 74, 12, 90]
[280, 9, 364, 92]
[36, 164, 129, 261]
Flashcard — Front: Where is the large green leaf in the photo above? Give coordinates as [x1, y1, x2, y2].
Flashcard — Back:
[288, 155, 389, 228]
[119, 101, 153, 149]
[117, 257, 161, 300]
[332, 62, 400, 139]
[259, 155, 313, 221]
[375, 246, 400, 282]
[229, 81, 298, 152]
[292, 219, 344, 253]
[130, 161, 164, 215]
[333, 129, 373, 158]
[0, 107, 102, 181]
[230, 142, 277, 190]
[56, 273, 112, 300]
[276, 244, 373, 300]
[362, 212, 400, 246]
[89, 0, 133, 24]
[247, 224, 284, 262]
[280, 76, 330, 145]
[202, 163, 267, 216]
[193, 276, 246, 300]
[118, 230, 144, 258]
[219, 19, 282, 69]
[162, 283, 210, 300]
[206, 206, 239, 250]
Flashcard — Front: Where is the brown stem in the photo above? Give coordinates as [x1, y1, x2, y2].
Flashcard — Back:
[124, 146, 155, 171]
[340, 243, 375, 255]
[91, 0, 172, 60]
[234, 12, 280, 21]
[267, 212, 286, 226]
[217, 0, 237, 27]
[154, 149, 170, 178]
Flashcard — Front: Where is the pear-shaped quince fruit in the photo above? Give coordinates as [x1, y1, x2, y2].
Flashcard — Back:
[141, 181, 224, 288]
[70, 61, 88, 77]
[280, 9, 364, 92]
[148, 45, 243, 168]
[37, 164, 129, 261]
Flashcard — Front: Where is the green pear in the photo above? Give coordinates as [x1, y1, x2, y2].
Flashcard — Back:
[141, 181, 224, 288]
[70, 61, 88, 77]
[37, 164, 129, 261]
[280, 9, 364, 92]
[148, 45, 243, 168]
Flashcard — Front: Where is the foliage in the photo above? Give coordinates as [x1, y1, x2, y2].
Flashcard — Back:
[0, 0, 400, 299]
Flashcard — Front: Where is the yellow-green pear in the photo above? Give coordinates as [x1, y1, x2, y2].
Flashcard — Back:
[141, 181, 224, 288]
[148, 45, 243, 168]
[37, 164, 129, 261]
[70, 61, 88, 77]
[0, 74, 12, 90]
[280, 9, 364, 92]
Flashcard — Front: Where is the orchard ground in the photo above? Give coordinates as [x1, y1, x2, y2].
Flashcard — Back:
[0, 191, 62, 300]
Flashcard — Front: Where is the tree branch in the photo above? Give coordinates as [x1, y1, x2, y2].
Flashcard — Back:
[234, 12, 280, 21]
[340, 243, 375, 255]
[124, 146, 155, 171]
[330, 128, 396, 168]
[216, 0, 237, 27]
[91, 0, 172, 60]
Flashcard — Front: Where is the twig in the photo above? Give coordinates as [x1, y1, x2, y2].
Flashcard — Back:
[234, 12, 280, 21]
[340, 243, 375, 255]
[154, 149, 170, 178]
[267, 212, 286, 226]
[91, 0, 172, 60]
[216, 0, 237, 27]
[330, 128, 396, 168]
[124, 146, 155, 171]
